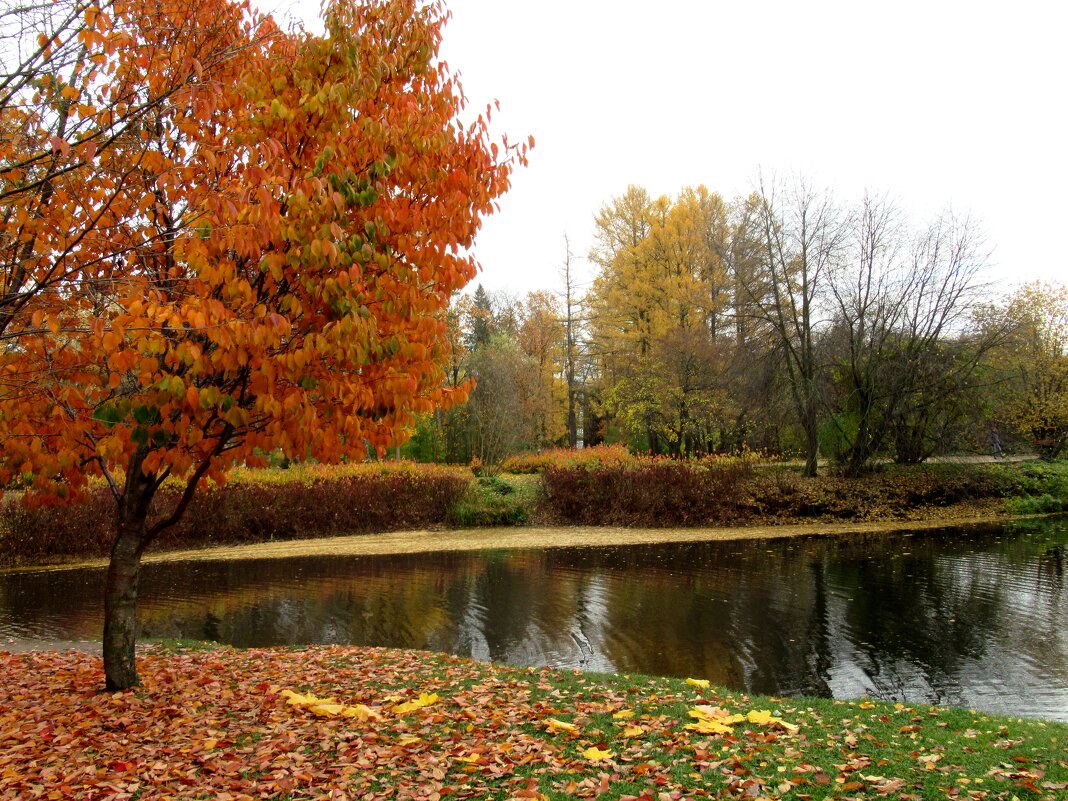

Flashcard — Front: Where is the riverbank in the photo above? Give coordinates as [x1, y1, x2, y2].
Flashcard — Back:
[1, 643, 1065, 800]
[2, 458, 1065, 570]
[6, 511, 1020, 573]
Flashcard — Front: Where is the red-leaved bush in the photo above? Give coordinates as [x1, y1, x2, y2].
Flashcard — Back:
[540, 459, 755, 527]
[0, 464, 468, 565]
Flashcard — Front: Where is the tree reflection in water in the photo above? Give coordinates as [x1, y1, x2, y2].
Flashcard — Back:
[1, 518, 1065, 720]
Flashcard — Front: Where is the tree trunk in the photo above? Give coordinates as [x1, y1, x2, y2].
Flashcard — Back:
[103, 446, 157, 690]
[567, 395, 577, 449]
[103, 520, 147, 690]
[802, 401, 819, 478]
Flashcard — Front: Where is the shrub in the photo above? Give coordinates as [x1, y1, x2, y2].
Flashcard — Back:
[501, 445, 635, 474]
[446, 475, 536, 527]
[1013, 460, 1068, 498]
[0, 463, 469, 565]
[1007, 494, 1065, 515]
[540, 459, 754, 527]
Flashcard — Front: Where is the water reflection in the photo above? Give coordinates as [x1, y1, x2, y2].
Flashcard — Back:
[1, 519, 1066, 720]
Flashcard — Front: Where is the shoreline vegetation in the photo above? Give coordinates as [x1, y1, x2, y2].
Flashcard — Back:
[2, 452, 1066, 571]
[1, 644, 1065, 799]
[2, 515, 1023, 575]
[4, 458, 1066, 796]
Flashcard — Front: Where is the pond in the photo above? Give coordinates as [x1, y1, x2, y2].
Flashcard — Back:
[1, 518, 1066, 721]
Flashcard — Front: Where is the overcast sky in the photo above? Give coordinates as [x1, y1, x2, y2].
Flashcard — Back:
[290, 0, 1067, 299]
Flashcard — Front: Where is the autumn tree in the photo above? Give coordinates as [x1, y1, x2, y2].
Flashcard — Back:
[467, 335, 541, 471]
[0, 0, 524, 689]
[0, 0, 272, 343]
[823, 198, 992, 472]
[559, 235, 584, 447]
[517, 289, 566, 446]
[588, 185, 735, 454]
[982, 282, 1068, 457]
[738, 177, 845, 475]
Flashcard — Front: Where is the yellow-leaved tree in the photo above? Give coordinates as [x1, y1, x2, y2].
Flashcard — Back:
[988, 282, 1068, 458]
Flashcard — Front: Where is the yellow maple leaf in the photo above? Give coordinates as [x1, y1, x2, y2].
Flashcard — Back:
[611, 709, 634, 719]
[397, 735, 421, 746]
[747, 709, 775, 725]
[684, 719, 735, 735]
[621, 725, 644, 737]
[685, 677, 710, 689]
[744, 709, 799, 733]
[340, 704, 382, 721]
[582, 746, 615, 761]
[392, 692, 440, 714]
[546, 718, 578, 733]
[690, 705, 744, 725]
[457, 754, 482, 764]
[281, 689, 336, 707]
[309, 703, 345, 717]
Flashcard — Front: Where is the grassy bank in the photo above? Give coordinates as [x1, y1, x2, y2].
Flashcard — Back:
[2, 458, 1066, 568]
[0, 644, 1064, 800]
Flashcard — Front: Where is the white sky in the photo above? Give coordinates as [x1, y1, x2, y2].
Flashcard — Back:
[288, 0, 1067, 299]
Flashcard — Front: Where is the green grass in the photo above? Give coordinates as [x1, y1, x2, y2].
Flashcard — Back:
[447, 473, 541, 526]
[523, 667, 1068, 800]
[998, 459, 1068, 515]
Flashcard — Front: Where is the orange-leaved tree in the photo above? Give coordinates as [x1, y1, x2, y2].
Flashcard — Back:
[0, 0, 526, 689]
[0, 0, 271, 341]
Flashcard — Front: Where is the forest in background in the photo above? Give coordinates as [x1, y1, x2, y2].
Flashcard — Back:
[403, 180, 1068, 476]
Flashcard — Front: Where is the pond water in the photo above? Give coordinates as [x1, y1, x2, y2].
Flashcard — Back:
[2, 518, 1066, 720]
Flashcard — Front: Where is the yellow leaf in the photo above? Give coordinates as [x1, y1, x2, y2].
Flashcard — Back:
[744, 709, 799, 733]
[621, 725, 644, 737]
[582, 746, 614, 761]
[545, 718, 578, 733]
[340, 703, 382, 721]
[281, 689, 336, 707]
[611, 710, 634, 719]
[457, 754, 481, 763]
[684, 719, 735, 735]
[309, 703, 345, 717]
[689, 705, 744, 725]
[397, 735, 421, 747]
[686, 677, 710, 689]
[392, 691, 440, 714]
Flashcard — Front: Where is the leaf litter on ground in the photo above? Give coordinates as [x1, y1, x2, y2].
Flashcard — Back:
[0, 644, 1065, 800]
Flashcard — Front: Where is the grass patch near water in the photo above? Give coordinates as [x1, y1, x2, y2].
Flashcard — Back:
[447, 473, 540, 526]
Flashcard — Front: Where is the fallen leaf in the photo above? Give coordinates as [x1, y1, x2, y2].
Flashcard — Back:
[309, 703, 345, 717]
[340, 703, 382, 721]
[392, 692, 440, 714]
[546, 718, 578, 733]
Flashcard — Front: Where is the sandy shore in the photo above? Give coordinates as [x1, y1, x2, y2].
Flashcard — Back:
[4, 513, 1014, 574]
